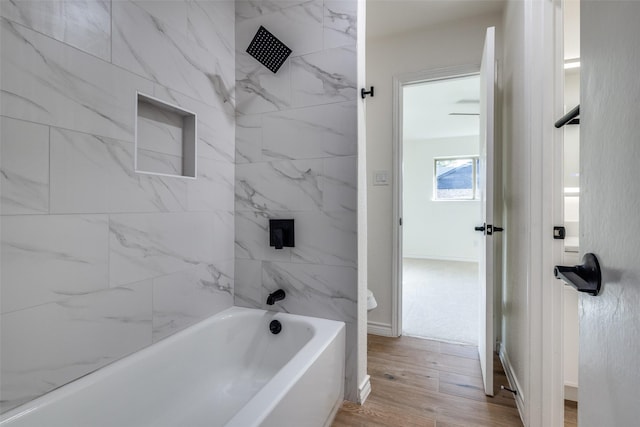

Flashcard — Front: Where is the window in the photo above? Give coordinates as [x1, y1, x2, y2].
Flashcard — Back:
[434, 156, 479, 200]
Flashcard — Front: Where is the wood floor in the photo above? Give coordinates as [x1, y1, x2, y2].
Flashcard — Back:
[333, 334, 523, 427]
[564, 400, 578, 427]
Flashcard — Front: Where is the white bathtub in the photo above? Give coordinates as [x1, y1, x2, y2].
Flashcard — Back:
[0, 307, 346, 427]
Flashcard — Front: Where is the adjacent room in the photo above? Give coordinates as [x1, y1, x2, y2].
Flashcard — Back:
[401, 75, 481, 345]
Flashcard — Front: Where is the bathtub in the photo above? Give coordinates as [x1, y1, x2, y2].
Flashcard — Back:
[0, 307, 346, 427]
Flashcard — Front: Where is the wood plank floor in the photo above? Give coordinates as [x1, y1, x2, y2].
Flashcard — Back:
[333, 335, 522, 427]
[564, 400, 578, 427]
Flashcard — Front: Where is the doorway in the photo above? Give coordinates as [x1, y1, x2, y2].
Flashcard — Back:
[561, 0, 580, 424]
[399, 75, 482, 345]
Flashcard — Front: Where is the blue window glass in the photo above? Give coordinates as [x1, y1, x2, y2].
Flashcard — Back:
[435, 157, 478, 200]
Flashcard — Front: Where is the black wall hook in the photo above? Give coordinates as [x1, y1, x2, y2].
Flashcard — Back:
[361, 86, 374, 99]
[554, 253, 602, 296]
[554, 105, 580, 128]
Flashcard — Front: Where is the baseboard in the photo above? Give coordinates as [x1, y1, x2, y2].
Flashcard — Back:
[498, 343, 526, 425]
[358, 374, 371, 404]
[564, 384, 578, 402]
[402, 254, 479, 263]
[367, 321, 393, 336]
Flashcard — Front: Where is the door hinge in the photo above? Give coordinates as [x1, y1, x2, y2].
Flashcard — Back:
[399, 217, 402, 226]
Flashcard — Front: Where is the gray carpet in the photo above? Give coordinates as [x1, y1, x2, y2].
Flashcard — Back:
[402, 258, 479, 345]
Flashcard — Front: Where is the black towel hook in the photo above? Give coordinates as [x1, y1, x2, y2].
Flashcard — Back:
[554, 105, 580, 128]
[361, 86, 374, 99]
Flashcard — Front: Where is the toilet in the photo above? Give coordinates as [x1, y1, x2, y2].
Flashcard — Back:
[367, 289, 378, 311]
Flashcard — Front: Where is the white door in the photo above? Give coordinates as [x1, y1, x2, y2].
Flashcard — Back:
[477, 26, 496, 397]
[579, 2, 640, 425]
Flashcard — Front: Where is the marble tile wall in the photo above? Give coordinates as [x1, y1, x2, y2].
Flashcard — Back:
[0, 0, 235, 414]
[234, 0, 358, 401]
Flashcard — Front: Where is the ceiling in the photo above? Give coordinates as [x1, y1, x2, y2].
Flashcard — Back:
[367, 0, 505, 40]
[403, 75, 480, 141]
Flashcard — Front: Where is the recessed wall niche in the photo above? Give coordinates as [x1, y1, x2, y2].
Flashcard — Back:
[135, 93, 197, 178]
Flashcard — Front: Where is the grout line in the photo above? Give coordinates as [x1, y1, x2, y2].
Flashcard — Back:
[48, 125, 51, 215]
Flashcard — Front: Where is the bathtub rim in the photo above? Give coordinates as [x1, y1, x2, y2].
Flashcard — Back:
[0, 306, 346, 425]
[224, 311, 346, 427]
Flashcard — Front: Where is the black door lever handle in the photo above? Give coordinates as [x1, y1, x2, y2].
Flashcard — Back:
[494, 226, 504, 232]
[475, 225, 485, 232]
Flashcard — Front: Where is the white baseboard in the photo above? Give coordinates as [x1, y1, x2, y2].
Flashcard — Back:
[498, 343, 526, 425]
[564, 384, 578, 402]
[367, 321, 393, 336]
[358, 375, 371, 404]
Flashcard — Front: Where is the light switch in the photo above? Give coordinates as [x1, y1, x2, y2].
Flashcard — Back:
[373, 170, 389, 186]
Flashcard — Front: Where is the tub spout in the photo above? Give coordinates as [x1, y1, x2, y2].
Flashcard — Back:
[266, 289, 286, 305]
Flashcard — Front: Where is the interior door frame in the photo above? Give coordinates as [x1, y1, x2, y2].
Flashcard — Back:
[391, 64, 481, 337]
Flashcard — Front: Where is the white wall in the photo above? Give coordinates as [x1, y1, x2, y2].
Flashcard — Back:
[500, 0, 530, 417]
[563, 71, 580, 191]
[1, 0, 235, 413]
[403, 136, 480, 262]
[563, 57, 580, 399]
[580, 2, 640, 425]
[356, 0, 370, 403]
[500, 0, 567, 424]
[366, 11, 502, 329]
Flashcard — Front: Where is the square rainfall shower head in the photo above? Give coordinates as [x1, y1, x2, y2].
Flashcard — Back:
[246, 26, 292, 74]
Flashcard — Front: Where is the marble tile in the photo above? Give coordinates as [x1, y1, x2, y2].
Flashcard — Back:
[136, 99, 185, 157]
[49, 128, 188, 214]
[136, 149, 184, 177]
[234, 259, 262, 308]
[109, 212, 219, 286]
[0, 117, 49, 215]
[322, 155, 357, 212]
[236, 1, 323, 58]
[235, 159, 323, 213]
[0, 0, 111, 61]
[323, 0, 357, 49]
[152, 262, 233, 341]
[0, 17, 153, 142]
[236, 52, 291, 114]
[211, 210, 236, 262]
[112, 1, 233, 111]
[262, 101, 356, 160]
[188, 0, 235, 62]
[288, 211, 357, 267]
[187, 157, 234, 212]
[235, 209, 355, 267]
[0, 281, 152, 414]
[235, 0, 317, 21]
[291, 46, 357, 107]
[235, 210, 292, 262]
[154, 85, 235, 163]
[261, 261, 357, 322]
[236, 113, 263, 164]
[1, 215, 109, 314]
[132, 0, 188, 35]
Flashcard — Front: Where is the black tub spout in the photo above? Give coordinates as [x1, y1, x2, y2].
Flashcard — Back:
[266, 289, 286, 305]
